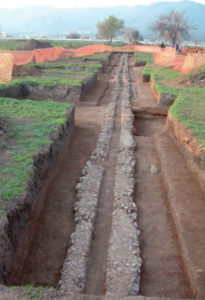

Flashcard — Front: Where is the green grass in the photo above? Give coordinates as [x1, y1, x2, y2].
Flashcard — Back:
[170, 93, 205, 150]
[49, 40, 126, 49]
[153, 81, 205, 149]
[49, 40, 95, 48]
[42, 68, 97, 77]
[143, 63, 180, 81]
[49, 40, 125, 48]
[49, 40, 98, 48]
[0, 76, 82, 90]
[83, 52, 111, 61]
[143, 60, 205, 150]
[11, 285, 43, 299]
[0, 39, 25, 50]
[0, 98, 73, 201]
[0, 39, 126, 50]
[185, 64, 205, 81]
[135, 52, 153, 64]
[28, 61, 102, 70]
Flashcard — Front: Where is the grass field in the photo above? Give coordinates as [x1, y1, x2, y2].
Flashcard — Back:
[0, 39, 25, 50]
[83, 52, 111, 61]
[143, 64, 181, 81]
[0, 39, 126, 50]
[135, 52, 153, 64]
[170, 93, 205, 150]
[28, 61, 102, 70]
[42, 68, 97, 77]
[0, 76, 82, 90]
[0, 50, 112, 204]
[0, 98, 73, 202]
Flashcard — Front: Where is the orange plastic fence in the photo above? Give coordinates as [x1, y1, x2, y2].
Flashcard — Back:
[0, 44, 205, 82]
[34, 47, 64, 63]
[154, 51, 176, 67]
[67, 44, 113, 56]
[13, 50, 35, 65]
[134, 45, 161, 53]
[173, 55, 185, 71]
[0, 51, 13, 83]
[153, 47, 205, 73]
[181, 53, 205, 74]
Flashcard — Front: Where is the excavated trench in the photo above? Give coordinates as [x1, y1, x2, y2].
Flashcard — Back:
[5, 53, 121, 288]
[133, 112, 192, 298]
[2, 52, 205, 299]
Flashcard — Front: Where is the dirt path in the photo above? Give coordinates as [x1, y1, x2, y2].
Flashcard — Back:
[132, 66, 157, 109]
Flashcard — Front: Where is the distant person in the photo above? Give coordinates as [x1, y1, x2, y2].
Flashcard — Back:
[176, 44, 179, 52]
[160, 41, 166, 51]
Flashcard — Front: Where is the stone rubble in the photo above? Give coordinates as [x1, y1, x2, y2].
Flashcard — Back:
[91, 55, 124, 162]
[106, 54, 141, 296]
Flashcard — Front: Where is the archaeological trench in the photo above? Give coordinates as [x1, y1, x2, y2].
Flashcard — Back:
[0, 52, 205, 300]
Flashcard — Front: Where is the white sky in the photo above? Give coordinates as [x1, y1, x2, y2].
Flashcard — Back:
[0, 0, 204, 8]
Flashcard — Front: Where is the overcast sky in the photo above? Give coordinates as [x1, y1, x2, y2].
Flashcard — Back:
[0, 0, 204, 8]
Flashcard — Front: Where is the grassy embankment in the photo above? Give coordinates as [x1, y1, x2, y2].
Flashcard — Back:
[135, 52, 205, 150]
[2, 58, 106, 90]
[0, 98, 73, 204]
[0, 53, 112, 220]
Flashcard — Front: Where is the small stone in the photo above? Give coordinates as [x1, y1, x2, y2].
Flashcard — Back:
[150, 165, 160, 175]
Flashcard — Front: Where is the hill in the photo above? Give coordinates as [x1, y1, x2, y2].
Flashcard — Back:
[0, 1, 204, 41]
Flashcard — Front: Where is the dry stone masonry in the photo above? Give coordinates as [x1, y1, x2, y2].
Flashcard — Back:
[106, 54, 141, 296]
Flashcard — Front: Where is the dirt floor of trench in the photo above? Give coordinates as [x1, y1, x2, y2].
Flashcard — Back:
[5, 53, 205, 299]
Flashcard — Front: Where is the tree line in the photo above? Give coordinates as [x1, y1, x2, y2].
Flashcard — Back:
[67, 10, 195, 45]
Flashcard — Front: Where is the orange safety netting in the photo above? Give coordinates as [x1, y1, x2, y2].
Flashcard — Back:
[0, 51, 13, 83]
[173, 55, 185, 71]
[180, 53, 205, 74]
[153, 48, 205, 73]
[13, 50, 35, 65]
[34, 47, 64, 64]
[0, 43, 205, 82]
[154, 51, 176, 67]
[134, 45, 161, 53]
[67, 44, 113, 56]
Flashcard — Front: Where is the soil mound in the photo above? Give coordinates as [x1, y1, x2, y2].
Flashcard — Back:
[20, 39, 52, 50]
[182, 46, 205, 55]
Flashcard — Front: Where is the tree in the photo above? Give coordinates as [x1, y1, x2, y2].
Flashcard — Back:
[151, 10, 195, 45]
[66, 33, 80, 39]
[123, 27, 143, 43]
[97, 15, 124, 43]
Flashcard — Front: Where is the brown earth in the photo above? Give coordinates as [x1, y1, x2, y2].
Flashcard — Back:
[19, 39, 52, 50]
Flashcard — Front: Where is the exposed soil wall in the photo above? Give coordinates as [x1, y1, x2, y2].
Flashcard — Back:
[150, 79, 176, 107]
[0, 107, 74, 283]
[166, 112, 205, 191]
[79, 75, 97, 101]
[0, 85, 81, 103]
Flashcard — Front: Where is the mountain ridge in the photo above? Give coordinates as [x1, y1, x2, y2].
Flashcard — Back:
[0, 1, 204, 41]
